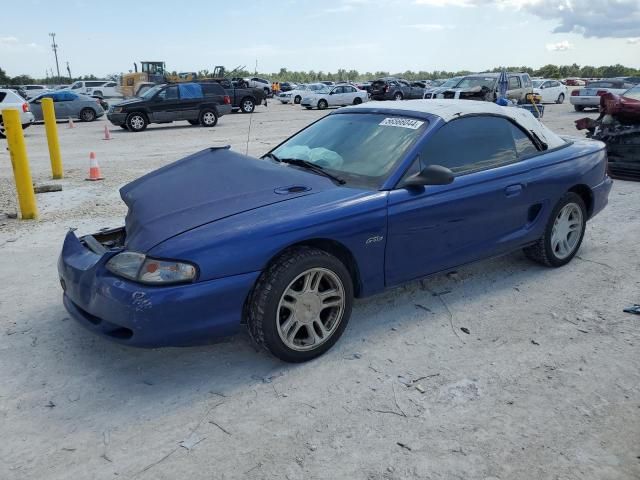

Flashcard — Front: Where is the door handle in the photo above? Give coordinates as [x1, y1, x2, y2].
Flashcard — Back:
[504, 184, 523, 197]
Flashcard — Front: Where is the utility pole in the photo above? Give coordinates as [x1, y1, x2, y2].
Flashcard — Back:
[49, 33, 60, 80]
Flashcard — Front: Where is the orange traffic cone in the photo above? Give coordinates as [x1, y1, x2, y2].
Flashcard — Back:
[85, 152, 104, 181]
[68, 117, 75, 129]
[103, 125, 112, 140]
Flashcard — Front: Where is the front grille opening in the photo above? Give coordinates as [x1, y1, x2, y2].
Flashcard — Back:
[75, 303, 102, 325]
[105, 327, 133, 340]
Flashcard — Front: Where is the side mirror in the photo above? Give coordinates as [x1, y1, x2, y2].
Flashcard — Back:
[404, 165, 454, 188]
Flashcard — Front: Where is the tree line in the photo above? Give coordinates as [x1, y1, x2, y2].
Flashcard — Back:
[2, 63, 638, 86]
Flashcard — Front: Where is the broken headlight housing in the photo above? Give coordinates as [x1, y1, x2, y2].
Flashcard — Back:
[106, 252, 197, 285]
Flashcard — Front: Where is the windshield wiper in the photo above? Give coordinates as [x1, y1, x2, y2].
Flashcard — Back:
[529, 130, 548, 151]
[262, 153, 346, 185]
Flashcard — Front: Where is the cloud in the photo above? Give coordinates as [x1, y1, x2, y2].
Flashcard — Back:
[404, 23, 454, 31]
[0, 35, 44, 52]
[524, 0, 640, 38]
[628, 37, 640, 44]
[545, 40, 574, 51]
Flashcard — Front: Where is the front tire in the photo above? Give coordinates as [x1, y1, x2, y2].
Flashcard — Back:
[247, 247, 353, 363]
[556, 93, 565, 104]
[294, 95, 302, 104]
[317, 99, 328, 110]
[199, 109, 218, 127]
[240, 97, 256, 113]
[524, 192, 586, 267]
[126, 112, 147, 132]
[80, 108, 97, 122]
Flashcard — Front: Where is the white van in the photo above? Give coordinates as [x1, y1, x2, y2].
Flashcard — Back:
[67, 80, 120, 98]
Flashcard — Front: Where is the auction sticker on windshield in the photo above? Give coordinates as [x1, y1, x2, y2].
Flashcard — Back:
[379, 118, 424, 129]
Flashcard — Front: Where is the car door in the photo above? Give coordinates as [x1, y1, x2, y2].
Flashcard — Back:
[49, 92, 70, 118]
[342, 85, 358, 104]
[507, 75, 523, 102]
[385, 116, 541, 286]
[148, 85, 180, 122]
[177, 83, 204, 120]
[328, 86, 344, 106]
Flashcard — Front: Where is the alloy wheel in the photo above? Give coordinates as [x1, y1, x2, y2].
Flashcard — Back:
[276, 268, 346, 352]
[550, 203, 583, 259]
[202, 112, 216, 125]
[130, 115, 145, 130]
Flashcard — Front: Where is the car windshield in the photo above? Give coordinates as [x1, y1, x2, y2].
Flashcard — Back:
[623, 85, 640, 101]
[532, 80, 544, 88]
[309, 84, 326, 91]
[139, 85, 163, 99]
[456, 76, 496, 89]
[270, 113, 428, 188]
[441, 77, 462, 88]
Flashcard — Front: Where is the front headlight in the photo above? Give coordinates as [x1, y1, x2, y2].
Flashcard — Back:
[112, 106, 123, 114]
[106, 252, 197, 285]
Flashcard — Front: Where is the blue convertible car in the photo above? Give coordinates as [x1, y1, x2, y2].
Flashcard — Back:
[58, 100, 612, 362]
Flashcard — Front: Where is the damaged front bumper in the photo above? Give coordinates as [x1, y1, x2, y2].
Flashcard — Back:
[57, 229, 260, 347]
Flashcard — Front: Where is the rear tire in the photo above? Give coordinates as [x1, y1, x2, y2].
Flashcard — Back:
[247, 247, 353, 363]
[199, 109, 218, 127]
[0, 117, 5, 138]
[80, 108, 97, 122]
[523, 192, 586, 268]
[240, 97, 256, 113]
[574, 105, 584, 112]
[353, 97, 363, 105]
[556, 93, 565, 104]
[126, 112, 147, 132]
[394, 92, 403, 101]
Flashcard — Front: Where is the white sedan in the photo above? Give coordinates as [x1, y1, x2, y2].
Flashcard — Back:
[278, 83, 326, 104]
[301, 85, 368, 110]
[532, 79, 567, 104]
[0, 89, 35, 137]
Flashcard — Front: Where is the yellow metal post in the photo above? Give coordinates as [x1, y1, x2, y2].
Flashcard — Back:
[2, 109, 38, 219]
[41, 97, 63, 179]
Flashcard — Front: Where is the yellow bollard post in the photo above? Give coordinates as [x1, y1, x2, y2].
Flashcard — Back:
[41, 97, 63, 179]
[2, 108, 38, 219]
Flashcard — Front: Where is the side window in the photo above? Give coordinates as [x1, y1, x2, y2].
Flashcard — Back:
[178, 83, 203, 99]
[0, 92, 6, 102]
[542, 81, 551, 88]
[511, 124, 539, 158]
[71, 83, 82, 90]
[522, 75, 532, 88]
[333, 86, 344, 94]
[418, 116, 518, 175]
[508, 76, 521, 89]
[346, 86, 356, 93]
[158, 86, 178, 100]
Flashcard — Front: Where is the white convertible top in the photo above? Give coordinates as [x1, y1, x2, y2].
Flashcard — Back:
[348, 99, 566, 150]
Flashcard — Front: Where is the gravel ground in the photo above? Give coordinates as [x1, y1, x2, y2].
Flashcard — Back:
[0, 101, 638, 480]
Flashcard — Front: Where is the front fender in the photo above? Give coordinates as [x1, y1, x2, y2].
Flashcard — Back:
[148, 190, 389, 297]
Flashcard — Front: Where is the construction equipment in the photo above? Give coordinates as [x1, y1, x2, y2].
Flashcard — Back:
[119, 63, 237, 98]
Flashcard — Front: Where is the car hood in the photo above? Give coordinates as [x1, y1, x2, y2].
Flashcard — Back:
[121, 147, 337, 252]
[113, 98, 145, 108]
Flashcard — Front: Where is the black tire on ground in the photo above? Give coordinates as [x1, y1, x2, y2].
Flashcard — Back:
[247, 246, 354, 363]
[0, 117, 4, 138]
[353, 97, 363, 105]
[126, 112, 148, 132]
[294, 95, 302, 104]
[318, 99, 328, 110]
[21, 123, 31, 130]
[557, 93, 565, 104]
[240, 97, 256, 113]
[523, 192, 587, 268]
[574, 105, 584, 112]
[80, 108, 97, 122]
[199, 109, 218, 127]
[394, 92, 403, 101]
[187, 119, 199, 125]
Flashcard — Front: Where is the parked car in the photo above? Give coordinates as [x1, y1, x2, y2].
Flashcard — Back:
[436, 72, 533, 103]
[21, 84, 50, 99]
[58, 99, 611, 362]
[0, 89, 35, 137]
[532, 79, 567, 104]
[355, 81, 372, 93]
[278, 83, 326, 104]
[65, 80, 114, 96]
[565, 78, 586, 86]
[107, 82, 232, 132]
[29, 90, 104, 122]
[370, 78, 425, 100]
[570, 80, 634, 111]
[86, 81, 120, 98]
[423, 77, 463, 99]
[244, 77, 271, 95]
[213, 78, 267, 113]
[300, 84, 368, 110]
[279, 82, 297, 92]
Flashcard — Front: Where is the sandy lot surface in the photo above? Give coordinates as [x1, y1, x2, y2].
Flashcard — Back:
[0, 101, 638, 480]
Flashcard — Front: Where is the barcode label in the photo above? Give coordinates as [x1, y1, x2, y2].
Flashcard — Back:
[379, 117, 424, 129]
